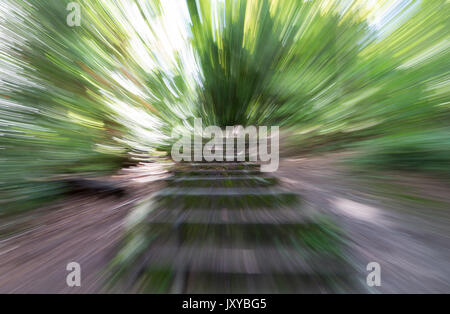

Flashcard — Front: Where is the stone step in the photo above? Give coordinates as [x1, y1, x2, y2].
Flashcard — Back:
[139, 246, 347, 275]
[183, 273, 357, 294]
[153, 187, 299, 209]
[187, 142, 261, 149]
[172, 169, 261, 176]
[155, 187, 295, 196]
[175, 156, 258, 163]
[144, 221, 340, 249]
[178, 162, 261, 169]
[164, 176, 278, 188]
[187, 147, 258, 152]
[154, 187, 298, 199]
[147, 208, 311, 225]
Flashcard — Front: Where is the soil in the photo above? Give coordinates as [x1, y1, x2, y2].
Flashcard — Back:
[0, 155, 448, 293]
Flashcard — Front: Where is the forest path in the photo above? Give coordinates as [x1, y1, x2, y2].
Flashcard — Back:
[275, 153, 450, 293]
[0, 155, 449, 293]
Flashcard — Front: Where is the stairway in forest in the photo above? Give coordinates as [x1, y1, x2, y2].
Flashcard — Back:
[112, 144, 358, 293]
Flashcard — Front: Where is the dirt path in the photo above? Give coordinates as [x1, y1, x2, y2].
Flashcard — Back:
[276, 154, 450, 293]
[0, 165, 165, 293]
[0, 157, 449, 293]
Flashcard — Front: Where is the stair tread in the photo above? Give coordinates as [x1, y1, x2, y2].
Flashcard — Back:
[188, 162, 260, 166]
[142, 245, 346, 274]
[173, 169, 260, 175]
[154, 187, 296, 197]
[165, 175, 271, 181]
[147, 208, 310, 225]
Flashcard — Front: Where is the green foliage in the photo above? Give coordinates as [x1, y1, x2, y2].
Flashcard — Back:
[350, 129, 450, 173]
[187, 0, 449, 172]
[0, 0, 195, 213]
[1, 0, 449, 213]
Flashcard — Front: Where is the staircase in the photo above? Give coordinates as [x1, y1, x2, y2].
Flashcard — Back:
[112, 144, 358, 293]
